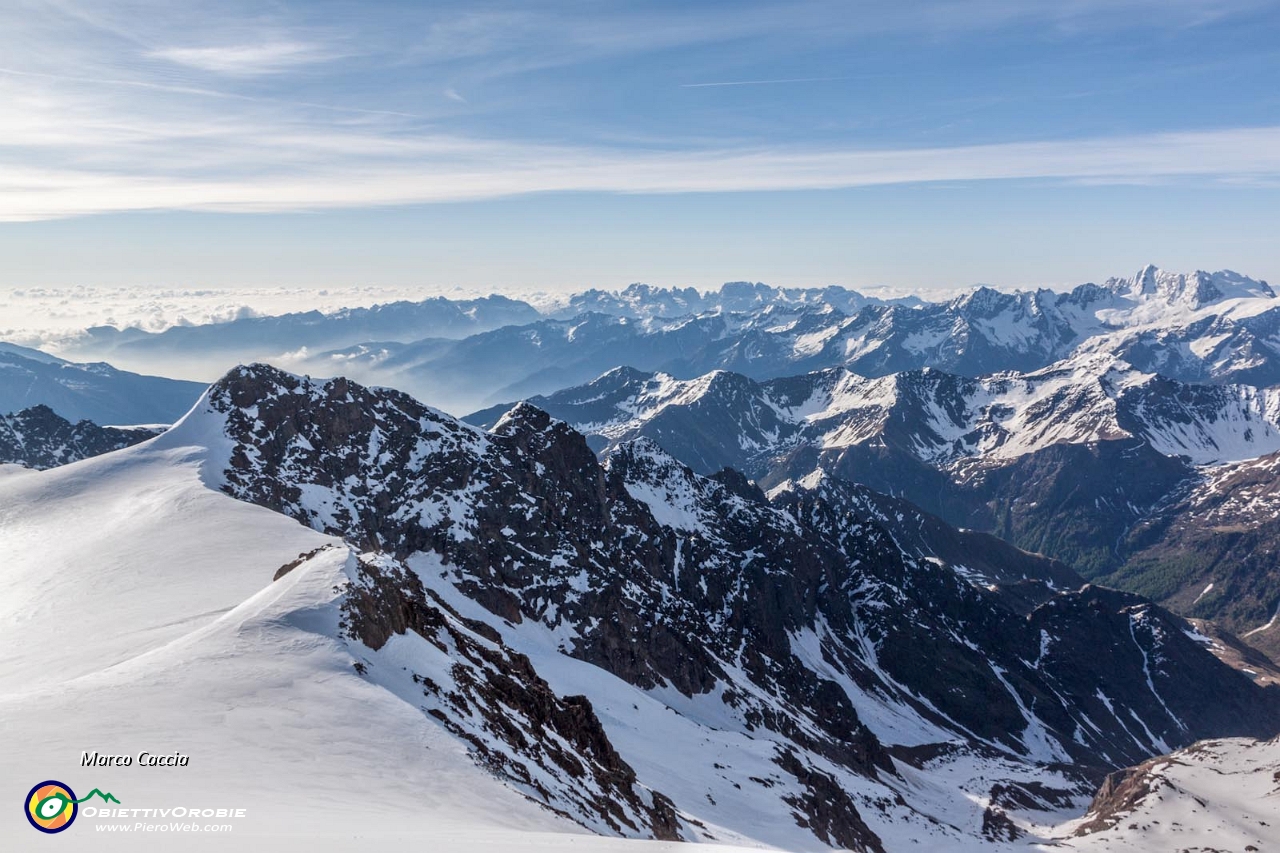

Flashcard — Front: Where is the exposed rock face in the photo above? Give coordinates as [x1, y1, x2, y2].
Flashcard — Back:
[465, 360, 1246, 580]
[1074, 756, 1163, 836]
[212, 367, 891, 781]
[774, 748, 886, 853]
[0, 405, 162, 469]
[767, 469, 1083, 606]
[775, 477, 1280, 768]
[341, 552, 680, 840]
[201, 364, 1280, 849]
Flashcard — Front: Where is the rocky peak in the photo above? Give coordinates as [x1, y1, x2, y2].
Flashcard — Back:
[718, 280, 775, 304]
[489, 399, 555, 436]
[210, 362, 304, 406]
[951, 285, 1016, 317]
[1104, 265, 1276, 309]
[708, 467, 768, 504]
[0, 404, 163, 470]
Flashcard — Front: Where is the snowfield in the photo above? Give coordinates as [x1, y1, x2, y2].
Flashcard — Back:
[1061, 736, 1280, 852]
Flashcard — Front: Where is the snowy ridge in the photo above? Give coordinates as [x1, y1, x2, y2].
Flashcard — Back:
[14, 263, 1278, 420]
[1163, 450, 1280, 528]
[781, 356, 1280, 466]
[489, 354, 1280, 472]
[1064, 736, 1280, 851]
[465, 352, 1280, 665]
[155, 264, 1280, 415]
[0, 436, 696, 853]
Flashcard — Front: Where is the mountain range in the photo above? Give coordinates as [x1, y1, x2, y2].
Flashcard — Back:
[7, 266, 1280, 849]
[310, 266, 1280, 414]
[44, 266, 1280, 416]
[10, 265, 1280, 657]
[0, 341, 204, 424]
[465, 352, 1280, 658]
[4, 362, 1277, 852]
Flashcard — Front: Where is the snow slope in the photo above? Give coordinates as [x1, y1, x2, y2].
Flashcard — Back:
[1060, 736, 1280, 852]
[0, 405, 756, 852]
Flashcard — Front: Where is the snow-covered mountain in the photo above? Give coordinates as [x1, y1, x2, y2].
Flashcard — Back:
[469, 356, 1280, 471]
[1067, 735, 1280, 850]
[0, 342, 205, 424]
[0, 404, 162, 469]
[57, 294, 542, 381]
[5, 363, 1277, 851]
[0, 401, 625, 853]
[544, 281, 911, 320]
[466, 357, 1280, 655]
[55, 282, 900, 373]
[46, 266, 1280, 417]
[286, 266, 1279, 414]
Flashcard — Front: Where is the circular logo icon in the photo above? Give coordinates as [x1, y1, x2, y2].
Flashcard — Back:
[25, 781, 77, 833]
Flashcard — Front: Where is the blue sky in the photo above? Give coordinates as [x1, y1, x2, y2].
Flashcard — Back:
[1, 0, 1279, 291]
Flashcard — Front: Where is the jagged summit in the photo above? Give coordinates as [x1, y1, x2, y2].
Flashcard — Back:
[490, 398, 558, 434]
[476, 354, 1280, 474]
[0, 404, 162, 470]
[1100, 265, 1275, 307]
[198, 363, 1279, 769]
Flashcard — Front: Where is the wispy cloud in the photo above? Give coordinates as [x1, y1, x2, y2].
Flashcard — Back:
[1, 0, 1277, 221]
[681, 76, 850, 88]
[4, 121, 1280, 220]
[148, 41, 340, 75]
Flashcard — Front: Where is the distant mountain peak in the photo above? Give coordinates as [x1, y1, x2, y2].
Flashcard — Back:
[0, 405, 162, 469]
[0, 342, 204, 425]
[1103, 265, 1275, 308]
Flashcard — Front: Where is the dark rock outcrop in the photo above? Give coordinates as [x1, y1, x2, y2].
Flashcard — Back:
[342, 553, 680, 839]
[0, 405, 162, 469]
